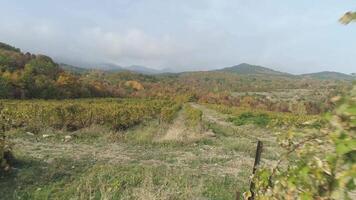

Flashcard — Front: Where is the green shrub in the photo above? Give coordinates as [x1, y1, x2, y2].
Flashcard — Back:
[0, 103, 12, 171]
[228, 112, 270, 127]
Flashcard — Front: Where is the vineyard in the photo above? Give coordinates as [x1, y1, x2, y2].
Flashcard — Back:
[0, 88, 355, 200]
[205, 104, 324, 128]
[0, 98, 181, 132]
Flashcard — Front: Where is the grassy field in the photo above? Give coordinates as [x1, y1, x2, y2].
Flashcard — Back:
[0, 99, 320, 200]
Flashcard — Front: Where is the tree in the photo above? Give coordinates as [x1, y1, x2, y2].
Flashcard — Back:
[24, 56, 60, 79]
[56, 73, 80, 98]
[124, 80, 144, 91]
[0, 77, 11, 98]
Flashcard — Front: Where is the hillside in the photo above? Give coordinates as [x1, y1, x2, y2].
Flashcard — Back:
[0, 42, 20, 52]
[126, 65, 163, 74]
[0, 41, 350, 115]
[99, 63, 127, 72]
[59, 63, 90, 74]
[301, 71, 355, 81]
[0, 42, 120, 98]
[218, 63, 291, 76]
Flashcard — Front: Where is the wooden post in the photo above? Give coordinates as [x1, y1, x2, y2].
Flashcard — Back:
[248, 140, 263, 200]
[235, 191, 241, 200]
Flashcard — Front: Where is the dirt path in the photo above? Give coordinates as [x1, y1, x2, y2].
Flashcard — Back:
[8, 103, 280, 181]
[191, 103, 281, 162]
[190, 103, 233, 127]
[191, 103, 277, 143]
[158, 110, 188, 142]
[158, 108, 207, 142]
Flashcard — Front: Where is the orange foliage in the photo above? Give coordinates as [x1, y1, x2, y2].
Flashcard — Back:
[125, 80, 144, 91]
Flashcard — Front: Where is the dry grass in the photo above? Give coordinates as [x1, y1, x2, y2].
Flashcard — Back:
[1, 103, 283, 200]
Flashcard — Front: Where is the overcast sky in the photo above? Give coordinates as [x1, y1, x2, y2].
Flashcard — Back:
[0, 0, 355, 74]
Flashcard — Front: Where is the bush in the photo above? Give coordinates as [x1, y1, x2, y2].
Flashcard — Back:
[0, 99, 174, 132]
[228, 112, 270, 127]
[0, 103, 12, 171]
[250, 85, 356, 199]
[183, 104, 203, 128]
[51, 104, 86, 131]
[160, 104, 182, 123]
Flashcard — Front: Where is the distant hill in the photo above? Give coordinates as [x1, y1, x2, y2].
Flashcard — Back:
[2, 41, 351, 100]
[126, 65, 163, 74]
[97, 63, 162, 74]
[301, 71, 355, 81]
[0, 42, 20, 52]
[59, 63, 90, 74]
[218, 63, 291, 76]
[100, 63, 127, 72]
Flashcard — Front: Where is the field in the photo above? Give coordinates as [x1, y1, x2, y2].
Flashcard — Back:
[0, 96, 324, 200]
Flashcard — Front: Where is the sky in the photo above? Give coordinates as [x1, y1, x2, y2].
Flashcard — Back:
[0, 0, 355, 74]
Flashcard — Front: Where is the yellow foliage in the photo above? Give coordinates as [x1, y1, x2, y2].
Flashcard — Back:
[125, 80, 144, 91]
[56, 73, 78, 87]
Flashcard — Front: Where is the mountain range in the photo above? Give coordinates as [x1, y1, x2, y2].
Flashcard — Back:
[1, 41, 354, 81]
[59, 62, 355, 81]
[1, 41, 354, 100]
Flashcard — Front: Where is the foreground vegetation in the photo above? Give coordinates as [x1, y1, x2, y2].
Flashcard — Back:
[251, 86, 356, 199]
[1, 96, 312, 199]
[1, 88, 354, 200]
[0, 98, 180, 133]
[1, 91, 354, 199]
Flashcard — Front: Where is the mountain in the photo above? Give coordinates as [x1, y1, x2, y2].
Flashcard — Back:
[99, 63, 127, 72]
[218, 63, 291, 76]
[126, 65, 162, 74]
[301, 71, 355, 81]
[1, 41, 350, 101]
[59, 63, 90, 74]
[97, 63, 165, 74]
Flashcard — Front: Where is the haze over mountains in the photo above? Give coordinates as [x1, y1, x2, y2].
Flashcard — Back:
[1, 40, 354, 86]
[0, 40, 353, 103]
[59, 61, 355, 81]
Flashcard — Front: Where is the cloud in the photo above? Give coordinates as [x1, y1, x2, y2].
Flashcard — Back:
[0, 0, 355, 73]
[80, 28, 179, 61]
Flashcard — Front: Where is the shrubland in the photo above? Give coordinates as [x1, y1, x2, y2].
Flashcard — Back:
[249, 85, 356, 199]
[206, 104, 324, 128]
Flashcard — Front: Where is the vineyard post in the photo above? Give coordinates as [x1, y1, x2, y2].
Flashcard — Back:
[248, 140, 263, 200]
[235, 191, 241, 200]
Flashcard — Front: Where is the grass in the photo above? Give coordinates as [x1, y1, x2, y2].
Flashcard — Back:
[0, 103, 285, 200]
[1, 149, 248, 200]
